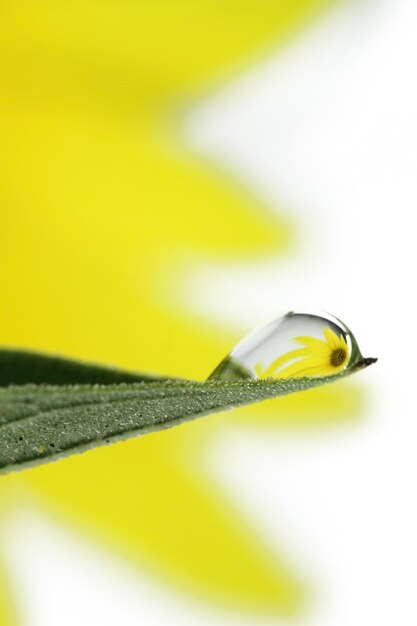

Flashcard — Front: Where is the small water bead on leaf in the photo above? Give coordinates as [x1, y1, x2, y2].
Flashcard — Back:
[209, 311, 374, 381]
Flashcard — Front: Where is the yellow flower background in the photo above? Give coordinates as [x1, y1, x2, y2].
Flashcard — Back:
[0, 1, 365, 623]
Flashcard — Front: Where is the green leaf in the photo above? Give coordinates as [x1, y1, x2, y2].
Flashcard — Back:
[0, 349, 168, 386]
[0, 349, 372, 474]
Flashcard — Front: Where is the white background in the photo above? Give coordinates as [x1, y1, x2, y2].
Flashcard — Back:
[4, 0, 416, 624]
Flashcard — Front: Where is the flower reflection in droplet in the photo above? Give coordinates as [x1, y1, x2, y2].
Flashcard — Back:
[209, 311, 366, 381]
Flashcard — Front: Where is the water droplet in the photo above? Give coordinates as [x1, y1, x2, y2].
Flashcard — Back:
[209, 311, 374, 380]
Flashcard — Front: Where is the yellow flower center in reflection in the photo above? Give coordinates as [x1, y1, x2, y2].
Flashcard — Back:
[256, 327, 349, 379]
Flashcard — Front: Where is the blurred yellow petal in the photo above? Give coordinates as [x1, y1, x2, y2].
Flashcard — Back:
[20, 429, 302, 613]
[0, 486, 19, 626]
[0, 563, 17, 626]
